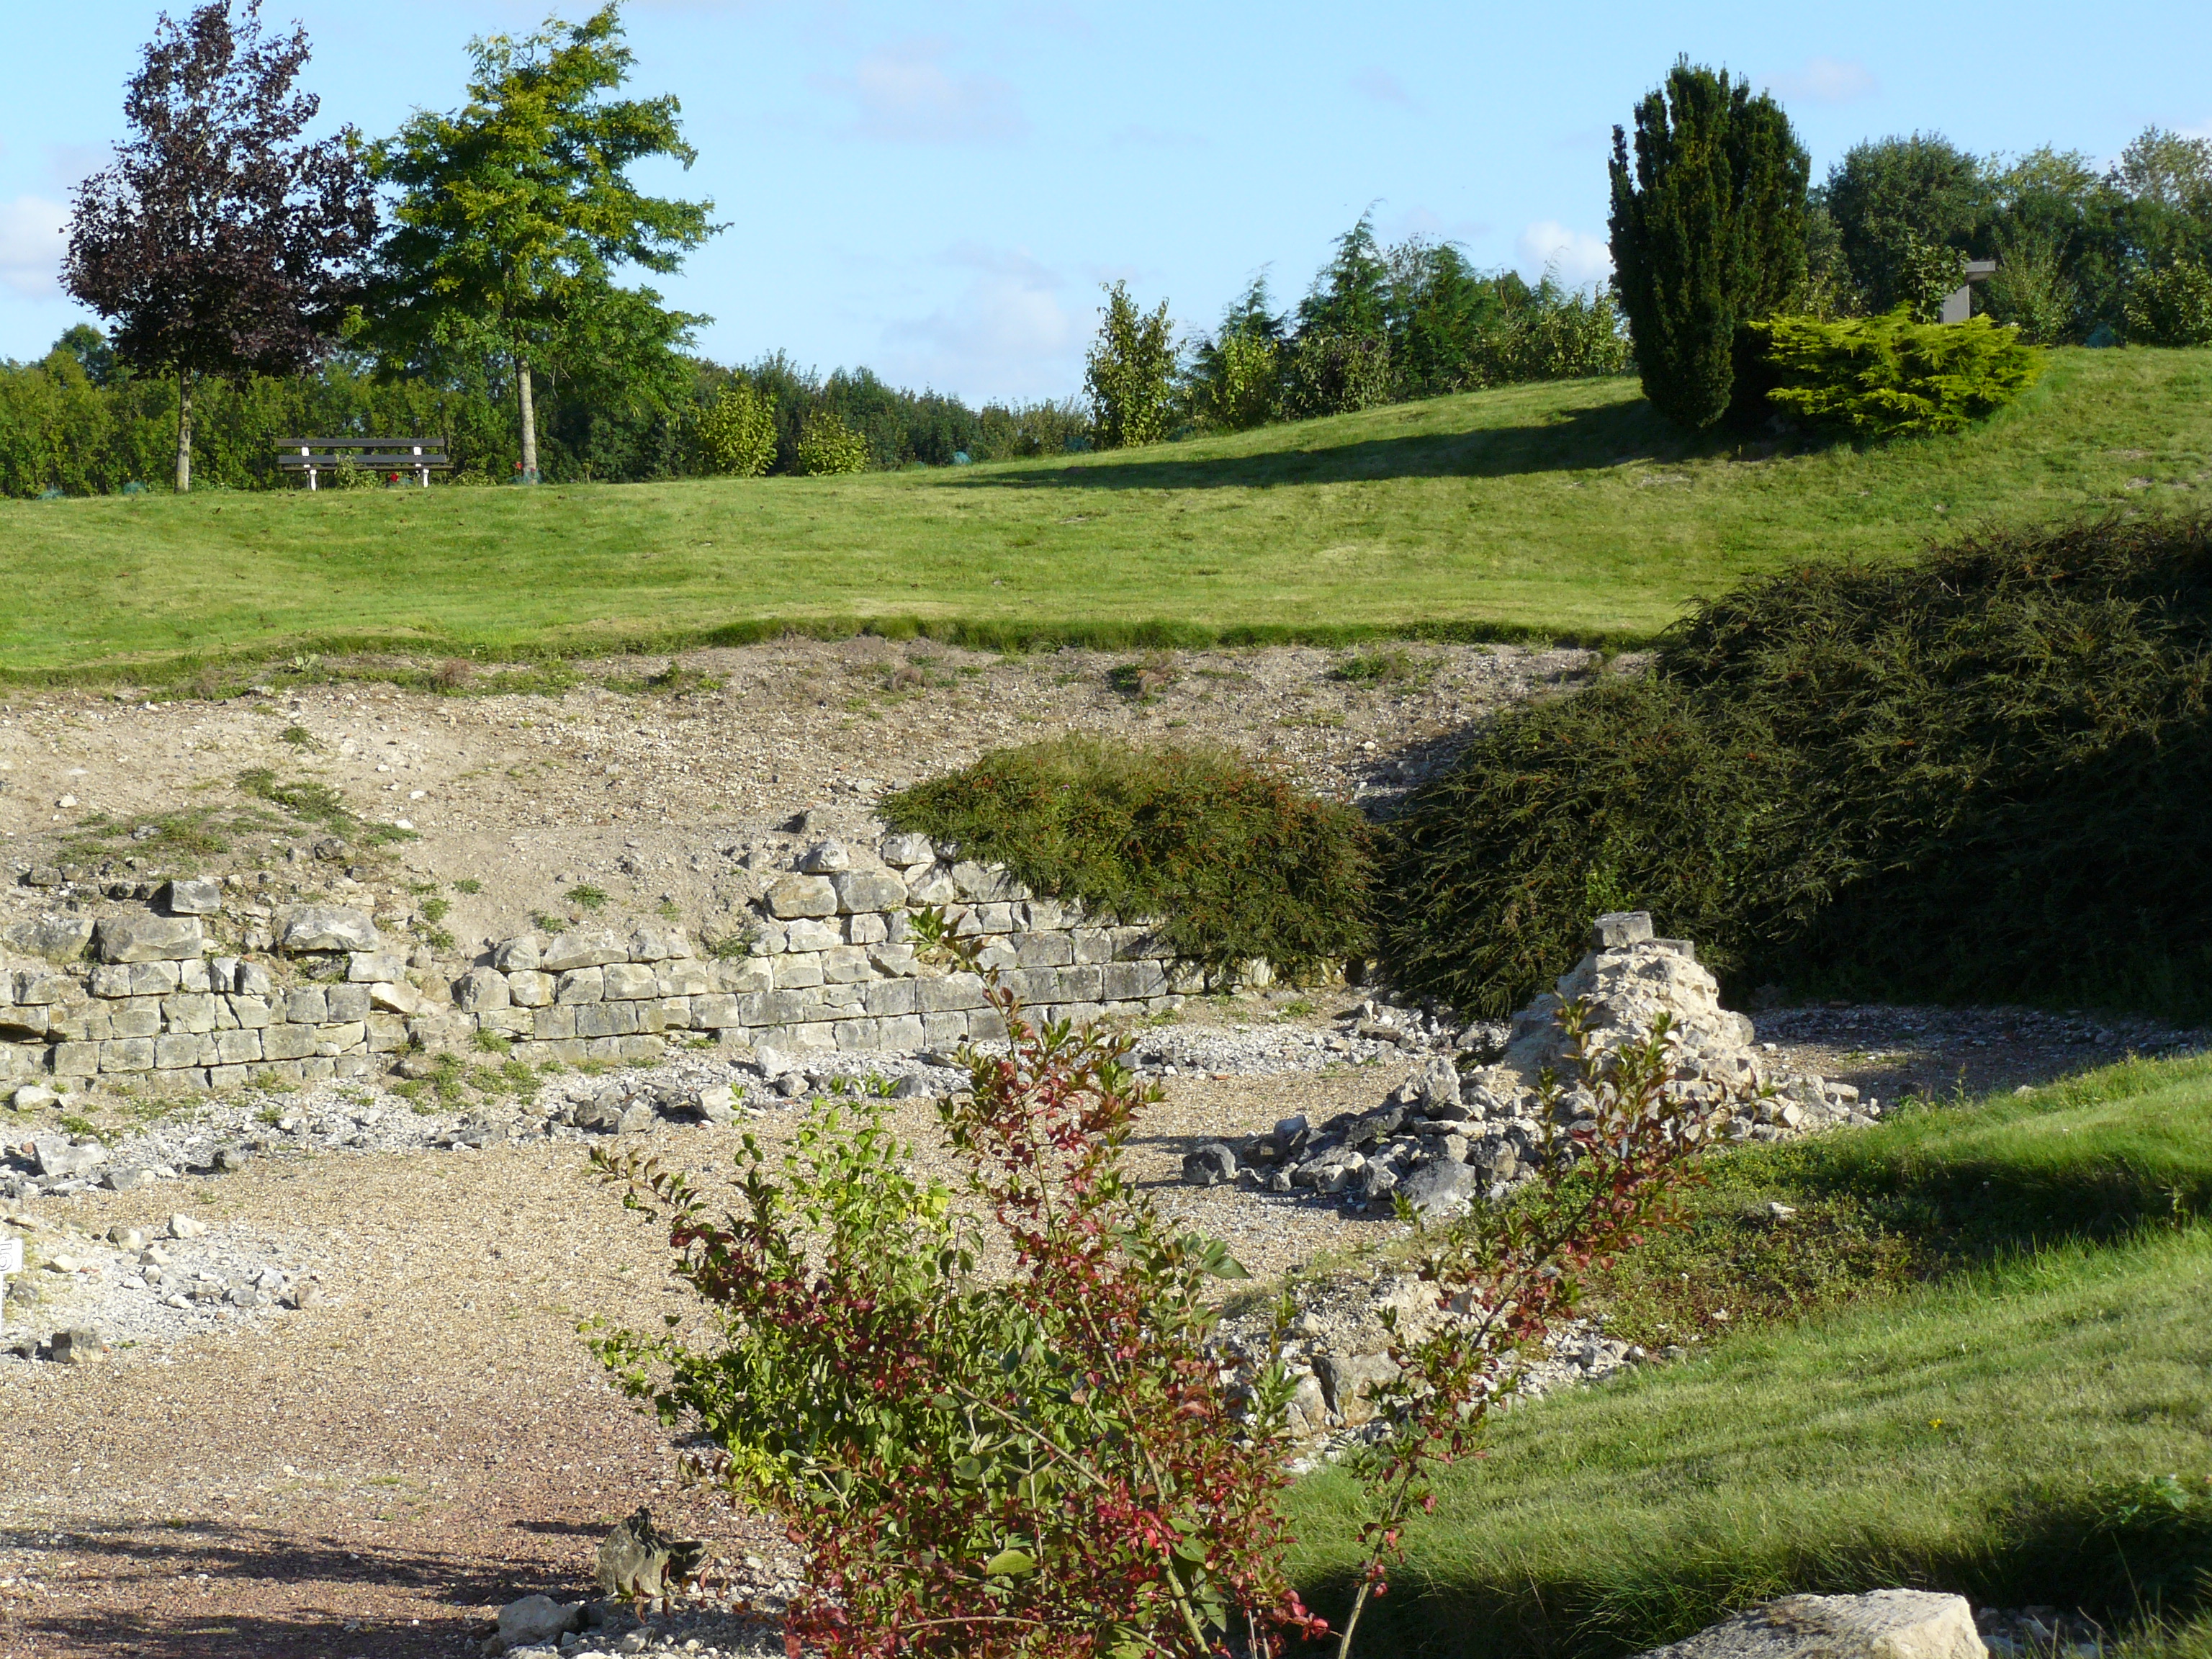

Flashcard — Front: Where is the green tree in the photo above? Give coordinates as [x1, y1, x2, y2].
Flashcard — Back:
[1084, 280, 1177, 449]
[1297, 210, 1391, 342]
[2125, 260, 2212, 346]
[793, 409, 868, 475]
[1608, 61, 1809, 431]
[367, 4, 716, 483]
[1190, 276, 1285, 431]
[1823, 134, 1989, 313]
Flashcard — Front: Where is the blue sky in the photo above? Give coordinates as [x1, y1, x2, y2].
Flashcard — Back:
[3, 0, 2208, 402]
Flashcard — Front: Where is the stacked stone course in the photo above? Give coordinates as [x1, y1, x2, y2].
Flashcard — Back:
[0, 838, 1186, 1087]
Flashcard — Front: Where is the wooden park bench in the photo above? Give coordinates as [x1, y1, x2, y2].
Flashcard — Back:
[275, 437, 451, 490]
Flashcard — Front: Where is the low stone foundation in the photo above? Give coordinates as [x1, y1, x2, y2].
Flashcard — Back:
[0, 838, 1188, 1089]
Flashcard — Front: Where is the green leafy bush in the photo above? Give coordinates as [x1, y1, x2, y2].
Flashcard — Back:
[1748, 310, 2044, 439]
[1377, 515, 2212, 1018]
[2126, 261, 2212, 346]
[881, 736, 1374, 982]
[1275, 332, 1392, 420]
[696, 381, 777, 476]
[1084, 279, 1178, 449]
[793, 410, 869, 475]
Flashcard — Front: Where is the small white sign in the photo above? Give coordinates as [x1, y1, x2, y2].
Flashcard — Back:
[0, 1237, 21, 1276]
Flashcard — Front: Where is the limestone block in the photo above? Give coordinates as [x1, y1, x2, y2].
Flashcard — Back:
[765, 874, 837, 920]
[505, 970, 554, 1008]
[616, 1035, 666, 1065]
[4, 915, 94, 962]
[969, 1007, 1009, 1044]
[862, 979, 920, 1018]
[368, 981, 424, 1016]
[129, 960, 182, 997]
[975, 940, 1017, 972]
[575, 1002, 639, 1040]
[878, 832, 935, 868]
[318, 1021, 369, 1054]
[454, 968, 511, 1012]
[215, 1028, 263, 1065]
[832, 1017, 884, 1051]
[109, 1000, 162, 1040]
[1632, 1591, 1984, 1659]
[1071, 929, 1117, 964]
[878, 1014, 925, 1050]
[278, 905, 379, 954]
[1014, 931, 1074, 968]
[922, 1012, 969, 1047]
[154, 1033, 212, 1070]
[364, 1013, 408, 1053]
[1314, 1352, 1401, 1424]
[919, 972, 986, 1012]
[867, 943, 918, 976]
[51, 1040, 99, 1077]
[831, 869, 907, 914]
[845, 912, 889, 946]
[96, 914, 204, 964]
[625, 926, 680, 962]
[348, 951, 406, 984]
[492, 935, 542, 972]
[261, 1022, 317, 1062]
[89, 965, 134, 999]
[655, 960, 714, 998]
[975, 903, 1017, 934]
[1006, 968, 1057, 1004]
[951, 860, 1023, 902]
[541, 930, 629, 972]
[1021, 899, 1064, 930]
[99, 1038, 155, 1072]
[228, 994, 273, 1030]
[176, 959, 210, 993]
[603, 962, 658, 1000]
[1103, 961, 1167, 1001]
[822, 945, 873, 985]
[325, 983, 371, 1023]
[301, 1057, 336, 1082]
[285, 987, 329, 1025]
[14, 968, 73, 1006]
[784, 918, 840, 953]
[690, 993, 744, 1029]
[556, 967, 606, 1005]
[716, 957, 773, 994]
[251, 1061, 305, 1086]
[474, 1008, 531, 1038]
[68, 1006, 108, 1043]
[162, 878, 222, 916]
[654, 997, 692, 1030]
[534, 1006, 577, 1040]
[750, 918, 788, 955]
[905, 864, 958, 905]
[1053, 965, 1103, 1002]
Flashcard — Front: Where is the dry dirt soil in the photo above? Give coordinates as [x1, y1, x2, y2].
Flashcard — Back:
[1, 639, 2197, 1659]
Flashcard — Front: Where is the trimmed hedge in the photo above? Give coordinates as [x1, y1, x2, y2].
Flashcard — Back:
[880, 736, 1374, 983]
[1377, 515, 2212, 1017]
[1748, 310, 2044, 439]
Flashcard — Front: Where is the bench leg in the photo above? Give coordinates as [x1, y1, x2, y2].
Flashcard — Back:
[307, 466, 317, 491]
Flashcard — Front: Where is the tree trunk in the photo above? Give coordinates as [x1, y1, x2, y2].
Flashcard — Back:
[174, 372, 193, 493]
[516, 354, 539, 483]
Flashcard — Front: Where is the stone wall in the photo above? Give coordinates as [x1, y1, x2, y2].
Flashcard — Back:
[0, 837, 1185, 1090]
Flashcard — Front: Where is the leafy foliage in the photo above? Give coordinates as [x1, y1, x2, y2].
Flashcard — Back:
[793, 409, 870, 476]
[590, 924, 1323, 1658]
[1750, 310, 2044, 438]
[1276, 333, 1393, 421]
[2126, 261, 2212, 346]
[1607, 61, 1809, 431]
[63, 0, 376, 492]
[1086, 282, 1179, 450]
[1822, 133, 1990, 315]
[881, 736, 1375, 983]
[694, 380, 776, 476]
[1377, 515, 2212, 1018]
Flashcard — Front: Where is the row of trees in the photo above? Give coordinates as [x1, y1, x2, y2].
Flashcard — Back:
[1606, 61, 2212, 433]
[62, 0, 711, 491]
[1085, 218, 1632, 449]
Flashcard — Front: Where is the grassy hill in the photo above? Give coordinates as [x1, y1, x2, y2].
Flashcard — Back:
[1285, 1053, 2212, 1658]
[0, 346, 2206, 678]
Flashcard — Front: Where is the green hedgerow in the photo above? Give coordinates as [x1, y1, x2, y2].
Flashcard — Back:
[881, 735, 1374, 983]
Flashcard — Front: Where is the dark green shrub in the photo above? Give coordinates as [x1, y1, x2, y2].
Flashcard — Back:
[881, 736, 1374, 982]
[1607, 62, 1809, 432]
[1276, 332, 1392, 420]
[1749, 310, 2044, 438]
[1378, 516, 2212, 1019]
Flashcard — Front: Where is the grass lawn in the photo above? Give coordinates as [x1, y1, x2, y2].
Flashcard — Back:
[0, 347, 2206, 678]
[1285, 1055, 2212, 1657]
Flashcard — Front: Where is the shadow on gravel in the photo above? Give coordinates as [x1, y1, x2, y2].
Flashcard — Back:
[0, 1521, 567, 1659]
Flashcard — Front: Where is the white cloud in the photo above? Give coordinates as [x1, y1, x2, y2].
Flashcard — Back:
[881, 244, 1081, 402]
[820, 39, 1028, 145]
[0, 196, 68, 300]
[1516, 220, 1611, 287]
[1763, 56, 1879, 104]
[1350, 68, 1413, 109]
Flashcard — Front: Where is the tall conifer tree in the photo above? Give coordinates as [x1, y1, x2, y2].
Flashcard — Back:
[1609, 62, 1809, 431]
